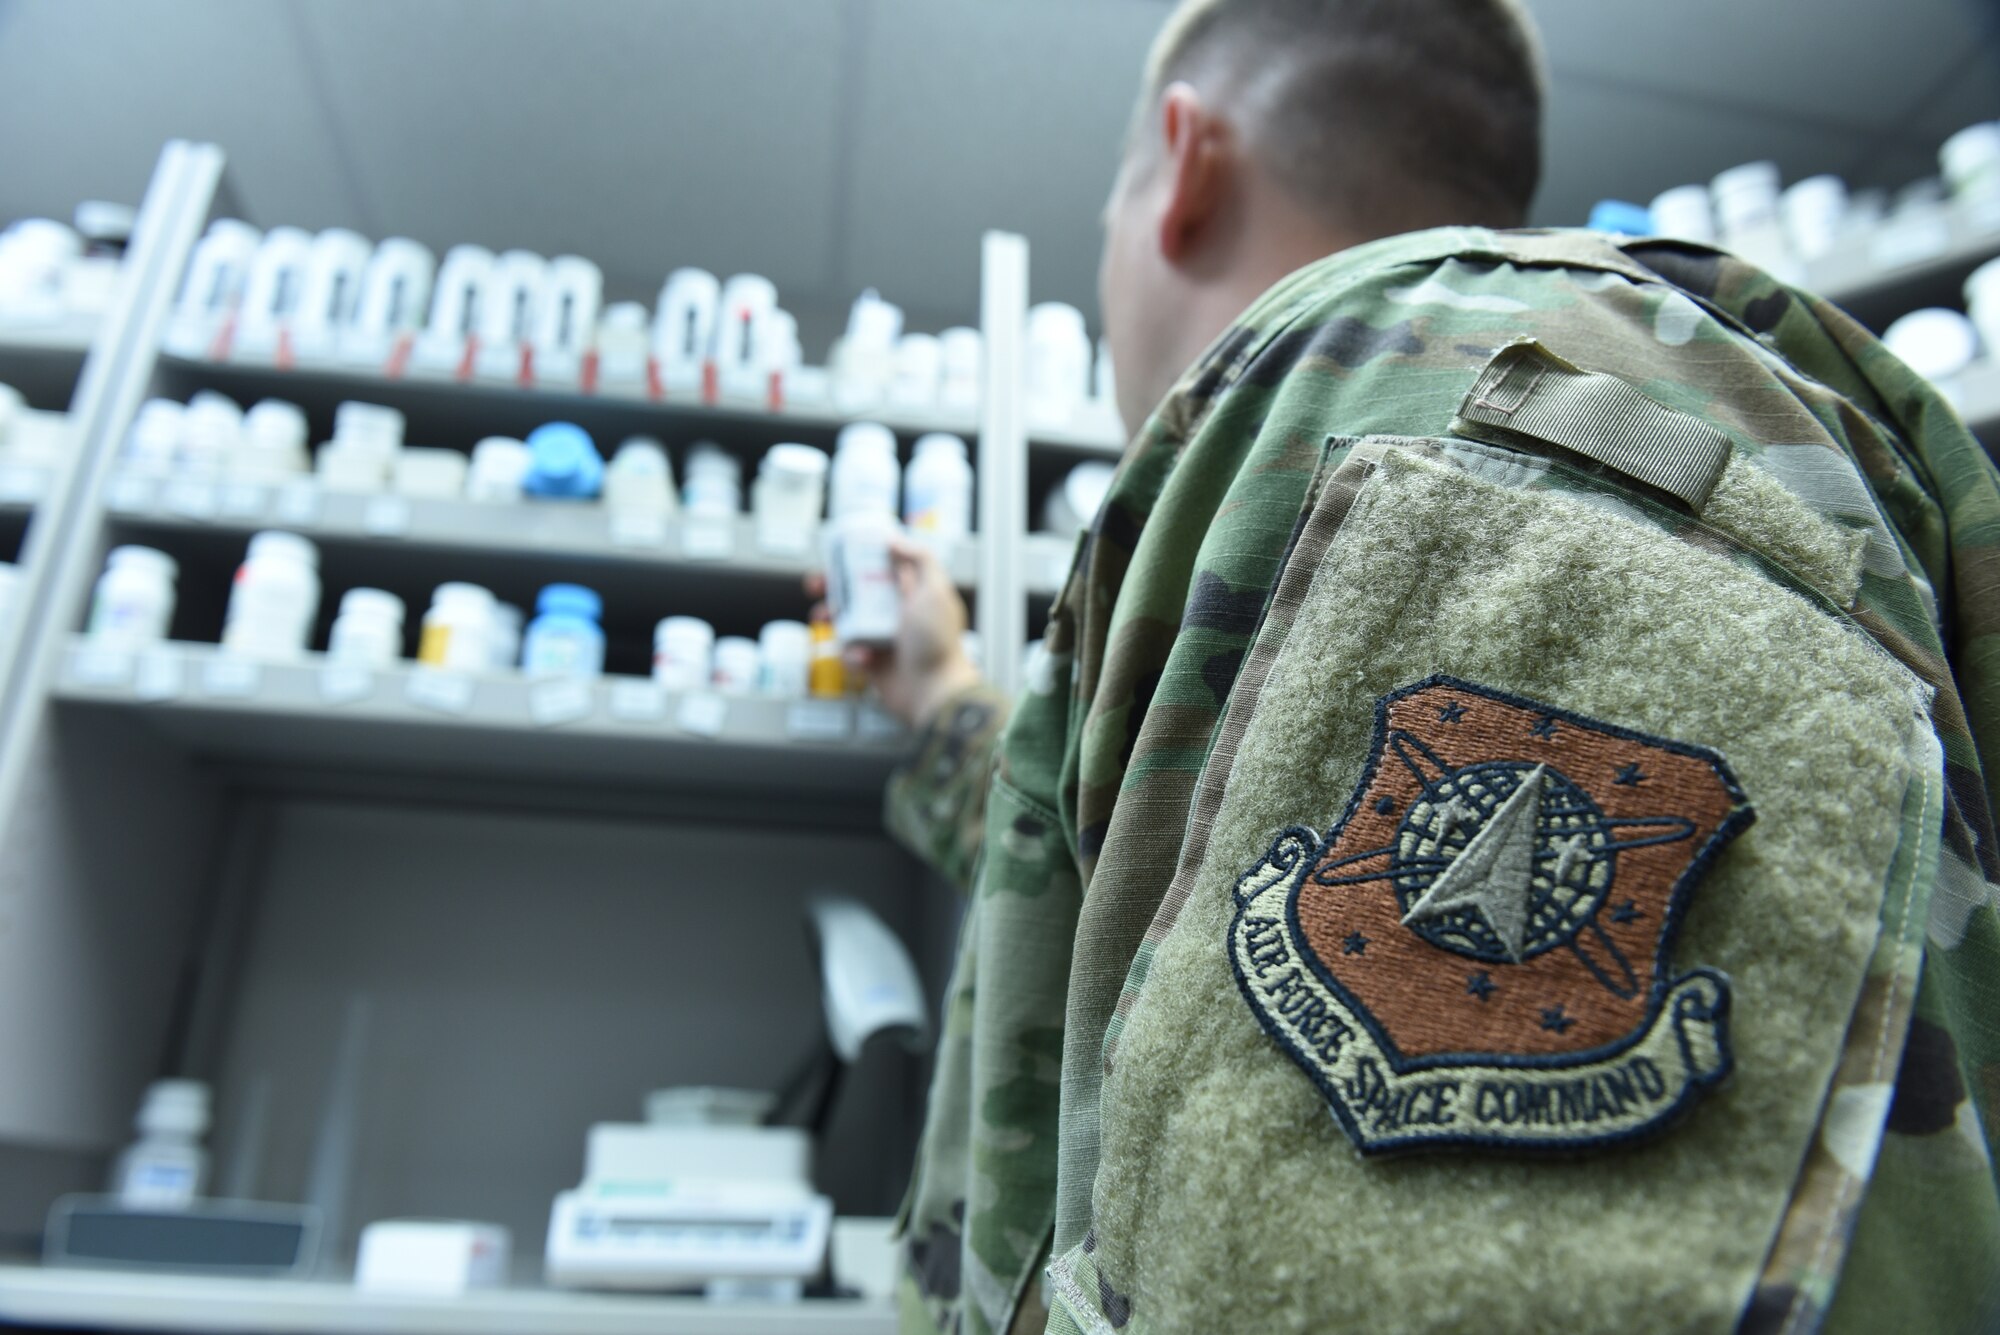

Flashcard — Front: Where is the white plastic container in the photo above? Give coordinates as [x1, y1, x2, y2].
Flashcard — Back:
[1883, 307, 1979, 385]
[682, 443, 743, 518]
[179, 390, 243, 476]
[1710, 162, 1782, 237]
[758, 619, 811, 697]
[904, 433, 973, 541]
[342, 237, 434, 363]
[327, 588, 406, 667]
[234, 227, 314, 355]
[715, 273, 779, 399]
[87, 546, 178, 648]
[292, 228, 372, 358]
[394, 447, 470, 499]
[414, 244, 495, 370]
[173, 219, 262, 325]
[232, 398, 310, 481]
[466, 437, 532, 502]
[1043, 460, 1117, 538]
[712, 635, 760, 694]
[317, 440, 393, 493]
[835, 289, 903, 410]
[125, 399, 184, 474]
[1964, 257, 2000, 359]
[1942, 122, 2000, 203]
[752, 443, 829, 555]
[356, 1220, 511, 1297]
[595, 302, 652, 385]
[112, 1080, 209, 1210]
[333, 401, 405, 451]
[655, 268, 720, 391]
[653, 616, 716, 691]
[939, 326, 982, 412]
[418, 582, 497, 671]
[1026, 303, 1092, 427]
[829, 421, 899, 520]
[221, 531, 321, 661]
[1780, 175, 1848, 263]
[476, 249, 548, 371]
[823, 511, 903, 646]
[1647, 184, 1717, 245]
[534, 255, 603, 371]
[605, 437, 677, 519]
[889, 333, 942, 408]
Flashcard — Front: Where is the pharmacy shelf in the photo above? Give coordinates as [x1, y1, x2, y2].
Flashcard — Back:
[99, 470, 981, 590]
[0, 1266, 894, 1335]
[159, 352, 1123, 459]
[1021, 531, 1075, 600]
[53, 639, 907, 809]
[160, 351, 983, 454]
[1809, 195, 2000, 331]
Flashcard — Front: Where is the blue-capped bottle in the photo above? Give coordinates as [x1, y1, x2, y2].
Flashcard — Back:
[521, 421, 605, 500]
[520, 583, 606, 678]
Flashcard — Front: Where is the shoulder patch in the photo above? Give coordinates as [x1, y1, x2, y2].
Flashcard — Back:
[1228, 675, 1752, 1155]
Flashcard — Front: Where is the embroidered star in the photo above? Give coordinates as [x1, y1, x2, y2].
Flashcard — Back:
[1611, 899, 1642, 924]
[1614, 763, 1647, 786]
[1374, 796, 1398, 815]
[1437, 701, 1468, 723]
[1540, 1005, 1575, 1034]
[1466, 971, 1496, 1001]
[1343, 931, 1371, 955]
[1402, 764, 1545, 962]
[1530, 715, 1559, 739]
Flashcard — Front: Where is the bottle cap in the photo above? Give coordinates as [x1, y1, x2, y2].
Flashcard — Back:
[914, 432, 968, 462]
[107, 545, 178, 581]
[655, 615, 715, 647]
[525, 421, 597, 479]
[835, 421, 897, 458]
[536, 582, 602, 621]
[246, 530, 319, 570]
[432, 581, 496, 611]
[339, 587, 404, 623]
[762, 443, 829, 477]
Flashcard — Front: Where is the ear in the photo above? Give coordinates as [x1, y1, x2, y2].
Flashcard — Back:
[1154, 81, 1230, 266]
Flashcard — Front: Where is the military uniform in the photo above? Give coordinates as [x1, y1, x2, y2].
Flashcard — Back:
[886, 227, 2000, 1335]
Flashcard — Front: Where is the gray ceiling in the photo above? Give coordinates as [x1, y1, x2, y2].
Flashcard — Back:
[1, 0, 1995, 351]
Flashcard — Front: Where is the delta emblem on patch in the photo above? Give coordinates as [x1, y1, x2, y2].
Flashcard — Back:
[1228, 675, 1753, 1155]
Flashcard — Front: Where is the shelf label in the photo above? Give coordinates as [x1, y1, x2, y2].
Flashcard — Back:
[529, 677, 595, 726]
[1869, 214, 1951, 271]
[163, 478, 220, 520]
[362, 495, 412, 537]
[406, 668, 475, 715]
[274, 482, 321, 525]
[607, 679, 666, 721]
[200, 655, 262, 698]
[318, 662, 374, 704]
[0, 463, 40, 503]
[675, 691, 728, 737]
[106, 474, 155, 514]
[71, 643, 134, 687]
[219, 482, 267, 518]
[857, 705, 903, 740]
[786, 700, 851, 740]
[681, 516, 736, 560]
[133, 650, 185, 702]
[609, 510, 669, 549]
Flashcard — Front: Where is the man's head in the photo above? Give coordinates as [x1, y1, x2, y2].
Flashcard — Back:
[1099, 0, 1546, 431]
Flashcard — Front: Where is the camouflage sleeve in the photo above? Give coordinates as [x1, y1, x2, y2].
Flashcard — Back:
[884, 683, 1012, 893]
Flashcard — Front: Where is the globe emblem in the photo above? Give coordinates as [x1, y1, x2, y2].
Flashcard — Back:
[1391, 761, 1613, 963]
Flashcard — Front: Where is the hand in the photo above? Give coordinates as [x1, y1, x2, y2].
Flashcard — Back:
[808, 536, 983, 728]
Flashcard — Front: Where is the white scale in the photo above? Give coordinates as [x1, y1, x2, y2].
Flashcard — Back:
[545, 1122, 833, 1295]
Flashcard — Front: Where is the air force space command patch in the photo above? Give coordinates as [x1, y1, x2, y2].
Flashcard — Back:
[1228, 676, 1752, 1154]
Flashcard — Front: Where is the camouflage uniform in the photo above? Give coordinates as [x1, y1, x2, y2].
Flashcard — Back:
[886, 227, 2000, 1334]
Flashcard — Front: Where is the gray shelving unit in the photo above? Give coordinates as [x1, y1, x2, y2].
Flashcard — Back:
[1807, 194, 2000, 333]
[0, 141, 1070, 1335]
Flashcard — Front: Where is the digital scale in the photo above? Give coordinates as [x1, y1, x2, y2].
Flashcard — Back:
[544, 1123, 833, 1295]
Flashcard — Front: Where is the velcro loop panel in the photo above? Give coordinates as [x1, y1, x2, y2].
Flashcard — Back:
[1451, 337, 1733, 512]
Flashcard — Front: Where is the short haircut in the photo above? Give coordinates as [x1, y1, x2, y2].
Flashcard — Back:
[1133, 0, 1546, 232]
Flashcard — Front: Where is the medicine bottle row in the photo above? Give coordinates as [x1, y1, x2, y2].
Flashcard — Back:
[84, 532, 849, 699]
[122, 392, 976, 544]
